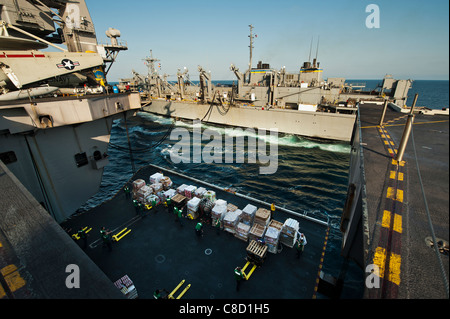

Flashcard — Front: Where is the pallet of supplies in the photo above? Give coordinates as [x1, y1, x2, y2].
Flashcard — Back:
[248, 223, 266, 242]
[280, 218, 300, 248]
[150, 182, 163, 194]
[254, 208, 271, 226]
[235, 222, 251, 242]
[177, 184, 188, 195]
[132, 179, 146, 192]
[149, 172, 164, 184]
[204, 190, 216, 203]
[163, 189, 177, 202]
[242, 204, 257, 225]
[269, 219, 283, 231]
[114, 275, 138, 299]
[227, 203, 238, 212]
[171, 193, 186, 208]
[223, 209, 242, 234]
[160, 176, 173, 190]
[145, 194, 160, 206]
[211, 201, 227, 225]
[184, 185, 197, 199]
[195, 187, 206, 198]
[187, 197, 201, 219]
[264, 226, 281, 254]
[136, 185, 152, 203]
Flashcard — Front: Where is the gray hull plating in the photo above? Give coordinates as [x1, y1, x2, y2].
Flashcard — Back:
[144, 99, 356, 142]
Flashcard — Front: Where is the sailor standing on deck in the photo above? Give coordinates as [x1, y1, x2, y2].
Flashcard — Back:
[270, 203, 276, 219]
[234, 267, 244, 291]
[295, 232, 307, 258]
[77, 227, 88, 249]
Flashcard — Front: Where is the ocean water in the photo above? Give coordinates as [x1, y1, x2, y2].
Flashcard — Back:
[77, 80, 447, 298]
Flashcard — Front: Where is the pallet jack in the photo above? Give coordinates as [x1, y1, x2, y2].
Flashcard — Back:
[239, 240, 268, 280]
[168, 279, 191, 299]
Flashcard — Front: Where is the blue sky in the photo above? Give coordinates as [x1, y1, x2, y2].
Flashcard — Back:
[86, 0, 449, 82]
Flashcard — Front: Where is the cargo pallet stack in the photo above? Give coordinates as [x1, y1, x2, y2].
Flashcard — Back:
[114, 275, 138, 299]
[265, 220, 283, 253]
[223, 209, 242, 234]
[280, 218, 300, 248]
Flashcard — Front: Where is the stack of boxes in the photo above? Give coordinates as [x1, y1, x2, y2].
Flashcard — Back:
[187, 196, 201, 219]
[223, 209, 242, 234]
[184, 185, 197, 199]
[254, 208, 271, 227]
[211, 199, 227, 226]
[280, 218, 300, 248]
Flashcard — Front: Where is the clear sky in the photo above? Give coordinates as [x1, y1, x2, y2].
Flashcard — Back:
[86, 0, 449, 82]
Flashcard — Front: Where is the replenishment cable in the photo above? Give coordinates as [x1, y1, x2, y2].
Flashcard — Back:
[410, 124, 449, 298]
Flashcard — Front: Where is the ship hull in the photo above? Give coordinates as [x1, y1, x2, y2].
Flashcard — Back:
[144, 99, 356, 142]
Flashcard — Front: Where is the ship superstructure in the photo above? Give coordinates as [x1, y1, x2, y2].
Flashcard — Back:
[0, 0, 141, 222]
[122, 26, 412, 142]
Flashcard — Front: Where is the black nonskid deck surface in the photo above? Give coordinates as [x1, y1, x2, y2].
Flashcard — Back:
[61, 165, 329, 299]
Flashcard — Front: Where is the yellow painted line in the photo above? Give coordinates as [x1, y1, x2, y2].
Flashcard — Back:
[0, 283, 5, 299]
[388, 253, 402, 285]
[373, 247, 386, 279]
[389, 171, 404, 181]
[388, 148, 394, 155]
[392, 159, 405, 166]
[0, 241, 2, 248]
[387, 187, 404, 202]
[372, 247, 402, 285]
[1, 264, 26, 293]
[381, 210, 403, 233]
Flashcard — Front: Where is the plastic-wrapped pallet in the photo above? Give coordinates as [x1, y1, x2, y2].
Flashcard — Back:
[223, 209, 242, 234]
[187, 197, 201, 219]
[149, 172, 164, 184]
[215, 199, 227, 207]
[132, 179, 146, 192]
[150, 183, 163, 194]
[282, 218, 300, 236]
[177, 184, 188, 195]
[254, 208, 271, 227]
[235, 222, 251, 242]
[160, 176, 173, 190]
[211, 203, 227, 221]
[204, 190, 216, 203]
[248, 223, 266, 242]
[264, 226, 281, 254]
[242, 204, 257, 225]
[184, 185, 197, 199]
[136, 185, 152, 203]
[163, 189, 177, 201]
[145, 194, 160, 206]
[280, 218, 300, 248]
[195, 187, 206, 198]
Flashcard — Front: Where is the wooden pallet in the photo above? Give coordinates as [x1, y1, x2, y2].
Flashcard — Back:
[246, 240, 267, 259]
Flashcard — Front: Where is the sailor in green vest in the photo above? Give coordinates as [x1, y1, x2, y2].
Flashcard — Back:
[234, 266, 244, 291]
[195, 222, 203, 237]
[177, 206, 184, 227]
[100, 226, 112, 252]
[166, 197, 172, 213]
[124, 185, 131, 198]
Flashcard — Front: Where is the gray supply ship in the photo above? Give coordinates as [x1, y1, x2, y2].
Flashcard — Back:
[0, 0, 141, 223]
[125, 25, 413, 142]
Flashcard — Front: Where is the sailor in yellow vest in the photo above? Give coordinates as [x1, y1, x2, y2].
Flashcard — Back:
[270, 203, 276, 219]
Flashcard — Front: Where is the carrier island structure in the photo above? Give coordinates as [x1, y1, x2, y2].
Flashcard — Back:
[0, 0, 141, 223]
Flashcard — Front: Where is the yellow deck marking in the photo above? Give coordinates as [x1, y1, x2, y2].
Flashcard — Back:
[389, 171, 404, 181]
[1, 265, 26, 293]
[388, 253, 401, 285]
[381, 210, 403, 233]
[392, 159, 405, 166]
[373, 247, 386, 279]
[387, 187, 403, 202]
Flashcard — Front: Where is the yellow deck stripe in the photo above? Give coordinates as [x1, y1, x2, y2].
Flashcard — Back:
[387, 187, 403, 202]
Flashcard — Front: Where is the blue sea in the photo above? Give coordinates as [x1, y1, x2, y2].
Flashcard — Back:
[78, 80, 448, 298]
